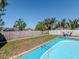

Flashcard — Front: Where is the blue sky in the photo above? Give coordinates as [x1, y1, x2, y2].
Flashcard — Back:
[3, 0, 79, 29]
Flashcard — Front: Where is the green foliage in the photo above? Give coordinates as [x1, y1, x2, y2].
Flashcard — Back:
[0, 19, 4, 26]
[0, 0, 8, 9]
[35, 22, 45, 31]
[43, 18, 57, 30]
[43, 18, 51, 30]
[0, 0, 8, 19]
[35, 18, 57, 30]
[13, 19, 27, 30]
[35, 18, 79, 30]
[60, 19, 67, 29]
[68, 19, 79, 29]
[0, 0, 8, 29]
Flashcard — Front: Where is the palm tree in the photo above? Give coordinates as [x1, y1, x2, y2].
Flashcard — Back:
[50, 18, 57, 29]
[0, 0, 8, 9]
[43, 18, 51, 30]
[68, 19, 79, 29]
[60, 19, 66, 29]
[0, 0, 8, 18]
[56, 21, 61, 29]
[0, 19, 5, 31]
[43, 18, 57, 30]
[0, 19, 4, 26]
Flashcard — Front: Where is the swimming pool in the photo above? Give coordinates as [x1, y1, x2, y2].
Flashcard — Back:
[20, 37, 79, 59]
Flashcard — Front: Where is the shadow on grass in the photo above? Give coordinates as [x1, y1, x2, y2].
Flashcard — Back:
[0, 33, 7, 48]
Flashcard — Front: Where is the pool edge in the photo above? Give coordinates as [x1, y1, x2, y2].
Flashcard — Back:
[10, 37, 59, 59]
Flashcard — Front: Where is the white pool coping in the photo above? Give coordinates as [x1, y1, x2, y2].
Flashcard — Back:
[40, 40, 77, 59]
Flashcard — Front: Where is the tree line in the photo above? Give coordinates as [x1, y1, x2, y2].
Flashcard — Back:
[35, 18, 79, 30]
[0, 0, 79, 31]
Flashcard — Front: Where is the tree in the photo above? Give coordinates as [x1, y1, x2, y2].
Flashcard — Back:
[43, 18, 57, 30]
[68, 19, 79, 29]
[35, 17, 79, 30]
[43, 18, 51, 30]
[13, 19, 27, 31]
[0, 0, 8, 18]
[0, 0, 8, 29]
[50, 18, 57, 29]
[55, 21, 61, 29]
[35, 22, 45, 31]
[0, 19, 4, 26]
[0, 0, 8, 8]
[60, 19, 67, 29]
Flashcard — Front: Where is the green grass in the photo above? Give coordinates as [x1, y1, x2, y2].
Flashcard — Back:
[0, 35, 58, 59]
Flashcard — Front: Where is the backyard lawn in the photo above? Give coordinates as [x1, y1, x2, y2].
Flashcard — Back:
[0, 35, 58, 59]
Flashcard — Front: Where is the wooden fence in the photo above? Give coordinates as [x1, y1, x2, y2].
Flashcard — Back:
[0, 31, 48, 40]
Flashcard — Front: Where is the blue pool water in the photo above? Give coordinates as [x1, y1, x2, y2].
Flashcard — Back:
[20, 37, 79, 59]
